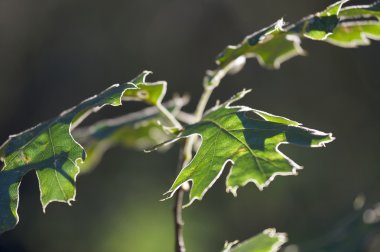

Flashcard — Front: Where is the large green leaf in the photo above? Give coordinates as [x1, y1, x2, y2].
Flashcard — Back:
[0, 72, 166, 234]
[223, 229, 287, 252]
[74, 97, 188, 173]
[152, 90, 334, 205]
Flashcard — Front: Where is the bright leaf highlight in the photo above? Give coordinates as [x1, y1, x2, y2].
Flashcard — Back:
[154, 90, 334, 206]
[0, 71, 163, 234]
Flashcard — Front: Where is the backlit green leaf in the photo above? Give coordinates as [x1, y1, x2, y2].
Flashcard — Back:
[223, 229, 287, 252]
[207, 0, 380, 86]
[0, 72, 157, 234]
[327, 21, 380, 47]
[74, 97, 188, 173]
[123, 70, 166, 106]
[153, 90, 334, 205]
[339, 1, 380, 20]
[215, 1, 346, 70]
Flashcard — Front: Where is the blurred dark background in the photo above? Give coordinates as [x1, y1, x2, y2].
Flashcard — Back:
[1, 0, 380, 251]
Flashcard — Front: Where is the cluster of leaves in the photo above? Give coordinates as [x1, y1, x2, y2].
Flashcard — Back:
[0, 71, 179, 233]
[160, 0, 380, 207]
[205, 0, 380, 87]
[74, 96, 188, 173]
[152, 90, 334, 206]
[1, 0, 380, 251]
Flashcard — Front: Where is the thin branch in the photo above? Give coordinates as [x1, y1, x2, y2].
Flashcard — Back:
[194, 87, 213, 120]
[173, 62, 228, 252]
[174, 185, 186, 252]
[156, 103, 183, 129]
[176, 111, 197, 125]
[174, 142, 187, 252]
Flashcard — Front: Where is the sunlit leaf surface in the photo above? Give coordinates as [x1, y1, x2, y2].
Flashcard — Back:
[153, 90, 334, 205]
[223, 229, 287, 252]
[205, 0, 380, 88]
[74, 97, 188, 173]
[0, 72, 162, 234]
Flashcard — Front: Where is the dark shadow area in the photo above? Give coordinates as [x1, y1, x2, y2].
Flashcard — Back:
[0, 0, 380, 251]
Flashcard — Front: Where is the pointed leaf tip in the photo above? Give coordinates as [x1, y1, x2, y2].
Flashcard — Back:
[0, 72, 151, 234]
[213, 0, 380, 72]
[162, 91, 334, 206]
[223, 228, 287, 252]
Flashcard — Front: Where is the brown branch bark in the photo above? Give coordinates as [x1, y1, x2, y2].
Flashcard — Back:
[174, 187, 186, 252]
[174, 143, 187, 252]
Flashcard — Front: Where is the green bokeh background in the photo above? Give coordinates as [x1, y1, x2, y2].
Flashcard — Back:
[0, 0, 380, 251]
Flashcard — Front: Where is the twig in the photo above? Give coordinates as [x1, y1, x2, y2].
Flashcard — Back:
[173, 66, 225, 252]
[174, 185, 186, 252]
[174, 143, 187, 252]
[176, 111, 197, 125]
[156, 103, 183, 129]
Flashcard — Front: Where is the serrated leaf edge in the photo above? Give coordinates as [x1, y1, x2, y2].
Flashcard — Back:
[259, 34, 306, 69]
[262, 228, 288, 252]
[340, 1, 380, 20]
[124, 70, 168, 106]
[327, 20, 380, 48]
[224, 228, 288, 252]
[45, 83, 138, 211]
[152, 91, 334, 207]
[0, 82, 138, 220]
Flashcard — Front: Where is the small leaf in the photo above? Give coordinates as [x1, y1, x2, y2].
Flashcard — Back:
[326, 21, 380, 47]
[74, 97, 188, 173]
[124, 70, 183, 130]
[154, 90, 334, 206]
[123, 70, 166, 106]
[213, 0, 380, 73]
[215, 19, 304, 69]
[223, 229, 287, 252]
[339, 1, 380, 20]
[0, 72, 159, 234]
[288, 0, 345, 40]
[215, 1, 347, 70]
